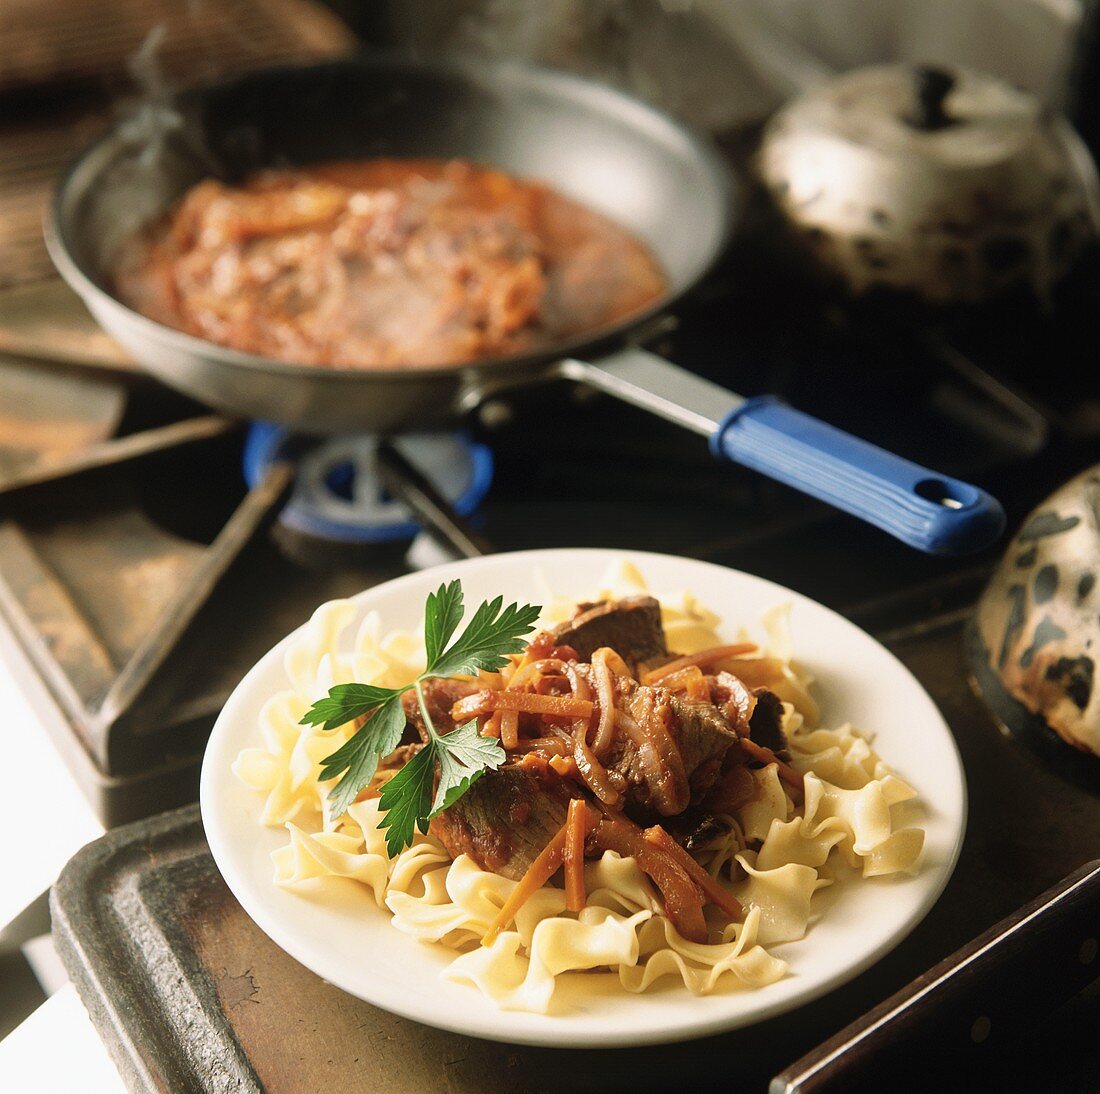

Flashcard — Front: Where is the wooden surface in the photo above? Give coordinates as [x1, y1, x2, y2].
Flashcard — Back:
[0, 0, 355, 291]
[0, 0, 354, 94]
[0, 282, 136, 370]
[51, 607, 1100, 1092]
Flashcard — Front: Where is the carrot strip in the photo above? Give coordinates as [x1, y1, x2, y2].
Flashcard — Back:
[453, 690, 594, 720]
[655, 665, 711, 701]
[480, 711, 502, 739]
[739, 738, 805, 793]
[499, 709, 520, 750]
[564, 799, 588, 912]
[482, 825, 567, 946]
[717, 657, 787, 688]
[643, 643, 758, 683]
[509, 658, 560, 692]
[478, 669, 507, 690]
[495, 692, 592, 718]
[644, 826, 743, 919]
[548, 755, 578, 778]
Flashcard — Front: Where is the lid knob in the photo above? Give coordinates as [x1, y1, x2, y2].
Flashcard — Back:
[907, 65, 957, 131]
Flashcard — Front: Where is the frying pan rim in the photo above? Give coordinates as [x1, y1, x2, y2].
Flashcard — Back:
[46, 52, 735, 386]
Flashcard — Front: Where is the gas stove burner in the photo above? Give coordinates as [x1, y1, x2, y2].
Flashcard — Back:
[242, 423, 493, 548]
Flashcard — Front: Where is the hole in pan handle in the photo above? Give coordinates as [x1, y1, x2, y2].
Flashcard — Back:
[556, 349, 1006, 556]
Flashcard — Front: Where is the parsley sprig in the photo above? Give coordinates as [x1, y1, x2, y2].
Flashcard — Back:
[301, 580, 541, 855]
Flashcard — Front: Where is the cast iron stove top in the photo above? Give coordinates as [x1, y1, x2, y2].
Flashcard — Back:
[2, 242, 1099, 824]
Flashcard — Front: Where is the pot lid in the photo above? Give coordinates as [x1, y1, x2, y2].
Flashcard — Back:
[758, 63, 1100, 302]
[780, 63, 1053, 169]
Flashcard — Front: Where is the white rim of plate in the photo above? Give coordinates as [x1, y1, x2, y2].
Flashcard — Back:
[200, 547, 967, 1048]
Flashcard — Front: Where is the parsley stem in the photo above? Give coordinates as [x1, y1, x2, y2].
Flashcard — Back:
[414, 679, 441, 743]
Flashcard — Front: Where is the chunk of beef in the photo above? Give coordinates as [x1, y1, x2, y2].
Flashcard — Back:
[359, 742, 427, 801]
[552, 596, 667, 673]
[401, 677, 479, 744]
[608, 683, 689, 815]
[672, 693, 742, 793]
[748, 688, 789, 758]
[604, 676, 739, 818]
[428, 758, 571, 880]
[709, 671, 756, 736]
[382, 742, 424, 770]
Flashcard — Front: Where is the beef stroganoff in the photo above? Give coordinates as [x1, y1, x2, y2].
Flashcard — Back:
[232, 562, 924, 1014]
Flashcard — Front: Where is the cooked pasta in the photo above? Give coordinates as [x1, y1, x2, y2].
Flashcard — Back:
[232, 560, 925, 1014]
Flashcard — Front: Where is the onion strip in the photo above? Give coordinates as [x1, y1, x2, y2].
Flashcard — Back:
[511, 736, 569, 756]
[590, 649, 619, 760]
[573, 725, 623, 806]
[509, 657, 567, 692]
[499, 709, 520, 750]
[563, 662, 591, 702]
[643, 825, 743, 919]
[592, 815, 707, 943]
[616, 691, 689, 817]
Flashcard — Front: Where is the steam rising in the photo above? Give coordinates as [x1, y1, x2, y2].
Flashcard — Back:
[119, 26, 186, 168]
[388, 0, 779, 132]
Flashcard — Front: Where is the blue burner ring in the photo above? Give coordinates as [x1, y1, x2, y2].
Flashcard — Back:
[242, 422, 493, 544]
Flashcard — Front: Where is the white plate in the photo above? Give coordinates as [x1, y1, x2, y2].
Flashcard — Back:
[200, 548, 966, 1048]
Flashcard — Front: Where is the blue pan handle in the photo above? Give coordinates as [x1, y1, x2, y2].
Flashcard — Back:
[552, 350, 1006, 557]
[711, 396, 1005, 556]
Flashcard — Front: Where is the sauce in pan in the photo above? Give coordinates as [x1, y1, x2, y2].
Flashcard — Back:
[115, 158, 667, 369]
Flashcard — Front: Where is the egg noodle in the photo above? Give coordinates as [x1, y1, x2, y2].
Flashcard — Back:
[232, 562, 924, 1014]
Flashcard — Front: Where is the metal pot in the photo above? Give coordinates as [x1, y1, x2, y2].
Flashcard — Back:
[758, 63, 1100, 304]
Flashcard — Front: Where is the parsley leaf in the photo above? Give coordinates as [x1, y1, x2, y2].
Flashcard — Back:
[317, 694, 406, 820]
[299, 682, 400, 731]
[426, 595, 542, 678]
[423, 580, 464, 669]
[430, 719, 506, 815]
[300, 579, 541, 850]
[377, 745, 436, 858]
[377, 717, 505, 857]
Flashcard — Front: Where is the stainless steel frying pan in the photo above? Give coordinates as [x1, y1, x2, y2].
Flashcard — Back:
[47, 55, 1005, 555]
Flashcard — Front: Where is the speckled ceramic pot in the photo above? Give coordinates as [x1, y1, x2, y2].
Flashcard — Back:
[970, 466, 1100, 780]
